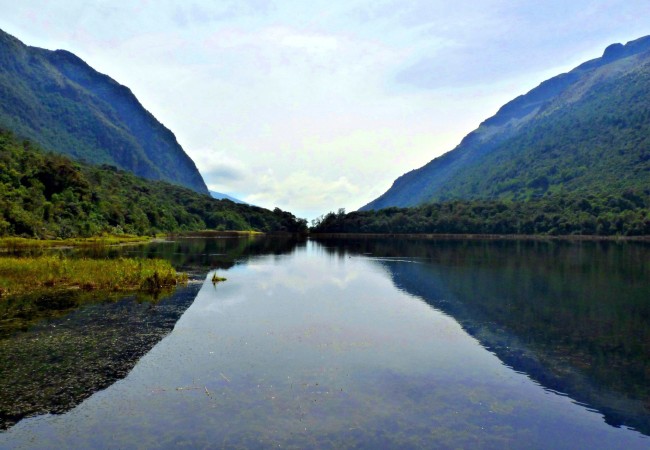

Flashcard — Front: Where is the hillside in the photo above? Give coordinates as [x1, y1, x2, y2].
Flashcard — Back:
[210, 190, 247, 204]
[362, 36, 650, 210]
[0, 130, 306, 238]
[0, 29, 208, 194]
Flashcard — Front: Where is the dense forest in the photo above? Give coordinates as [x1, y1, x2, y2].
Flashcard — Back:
[312, 193, 650, 236]
[431, 64, 650, 202]
[0, 130, 307, 238]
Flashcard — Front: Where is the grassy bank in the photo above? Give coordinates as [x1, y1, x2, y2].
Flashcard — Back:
[0, 235, 154, 251]
[0, 256, 187, 298]
[168, 230, 264, 238]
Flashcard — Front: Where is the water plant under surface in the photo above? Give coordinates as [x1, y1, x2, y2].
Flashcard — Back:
[0, 285, 201, 430]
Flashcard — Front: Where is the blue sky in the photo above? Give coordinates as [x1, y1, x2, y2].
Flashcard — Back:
[1, 1, 649, 219]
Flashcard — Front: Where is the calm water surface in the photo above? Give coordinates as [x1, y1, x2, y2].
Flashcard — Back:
[0, 237, 648, 449]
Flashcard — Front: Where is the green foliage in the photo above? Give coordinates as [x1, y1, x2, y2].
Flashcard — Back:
[312, 193, 650, 236]
[435, 67, 650, 201]
[0, 255, 187, 298]
[0, 130, 307, 238]
[0, 29, 207, 193]
[364, 40, 650, 210]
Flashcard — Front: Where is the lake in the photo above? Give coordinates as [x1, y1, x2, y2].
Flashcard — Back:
[0, 236, 648, 449]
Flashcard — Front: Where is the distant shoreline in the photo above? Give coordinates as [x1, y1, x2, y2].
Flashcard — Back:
[308, 233, 650, 242]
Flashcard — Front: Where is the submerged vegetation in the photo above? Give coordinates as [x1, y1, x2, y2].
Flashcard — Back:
[0, 256, 187, 298]
[0, 129, 307, 239]
[312, 192, 650, 236]
[0, 285, 200, 430]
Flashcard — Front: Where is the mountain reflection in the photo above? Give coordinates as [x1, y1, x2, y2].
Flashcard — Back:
[312, 237, 650, 435]
[0, 236, 305, 430]
[79, 234, 307, 273]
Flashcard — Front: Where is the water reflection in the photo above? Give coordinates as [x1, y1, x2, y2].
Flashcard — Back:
[0, 237, 648, 449]
[78, 235, 307, 273]
[0, 236, 304, 430]
[312, 237, 650, 435]
[0, 286, 200, 430]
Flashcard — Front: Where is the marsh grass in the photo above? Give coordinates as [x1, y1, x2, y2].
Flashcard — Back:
[169, 230, 264, 238]
[0, 256, 187, 298]
[0, 235, 152, 251]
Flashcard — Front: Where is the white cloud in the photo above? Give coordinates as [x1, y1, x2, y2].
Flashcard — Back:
[245, 171, 361, 219]
[1, 1, 650, 220]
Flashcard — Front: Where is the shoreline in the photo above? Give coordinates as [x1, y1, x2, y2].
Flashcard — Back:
[0, 235, 153, 251]
[308, 232, 650, 242]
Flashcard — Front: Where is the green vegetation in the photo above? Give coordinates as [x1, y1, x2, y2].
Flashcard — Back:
[0, 255, 187, 298]
[211, 273, 227, 283]
[0, 129, 307, 238]
[0, 285, 198, 429]
[312, 192, 650, 236]
[363, 36, 650, 210]
[349, 41, 650, 237]
[434, 66, 650, 202]
[0, 235, 152, 250]
[0, 28, 207, 193]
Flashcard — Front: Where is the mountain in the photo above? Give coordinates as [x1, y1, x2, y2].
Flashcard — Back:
[0, 28, 208, 194]
[0, 129, 307, 238]
[209, 190, 247, 204]
[362, 36, 650, 210]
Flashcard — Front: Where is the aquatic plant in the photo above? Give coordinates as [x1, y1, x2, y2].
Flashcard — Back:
[211, 273, 227, 284]
[0, 256, 187, 298]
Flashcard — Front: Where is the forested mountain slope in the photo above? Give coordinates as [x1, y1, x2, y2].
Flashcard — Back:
[362, 36, 650, 210]
[0, 29, 208, 194]
[0, 130, 306, 238]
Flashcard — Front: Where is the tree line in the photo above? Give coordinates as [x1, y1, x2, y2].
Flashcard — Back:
[311, 192, 650, 236]
[0, 130, 307, 238]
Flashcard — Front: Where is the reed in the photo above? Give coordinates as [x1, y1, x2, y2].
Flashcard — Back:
[0, 256, 187, 298]
[0, 235, 152, 251]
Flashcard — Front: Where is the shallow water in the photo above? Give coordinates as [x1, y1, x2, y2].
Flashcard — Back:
[0, 237, 648, 448]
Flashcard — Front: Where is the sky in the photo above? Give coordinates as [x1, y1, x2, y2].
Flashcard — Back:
[1, 1, 649, 220]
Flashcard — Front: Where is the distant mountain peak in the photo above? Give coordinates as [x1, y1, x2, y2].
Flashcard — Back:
[603, 42, 625, 60]
[209, 191, 247, 204]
